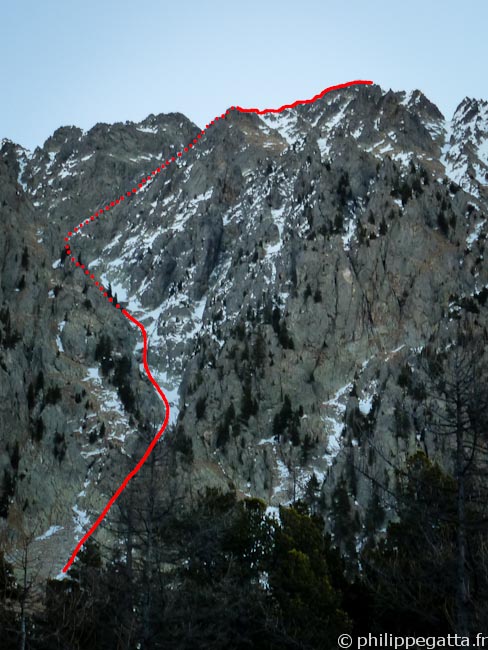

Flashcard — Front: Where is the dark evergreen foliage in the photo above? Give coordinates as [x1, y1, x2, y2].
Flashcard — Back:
[32, 416, 44, 442]
[173, 425, 194, 463]
[112, 354, 136, 412]
[0, 469, 15, 518]
[94, 334, 114, 375]
[21, 246, 29, 270]
[53, 431, 67, 462]
[240, 372, 258, 423]
[195, 395, 206, 419]
[0, 306, 20, 349]
[216, 403, 236, 448]
[45, 385, 62, 405]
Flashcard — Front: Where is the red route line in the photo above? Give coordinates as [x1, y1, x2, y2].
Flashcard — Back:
[236, 80, 372, 114]
[61, 79, 373, 573]
[62, 311, 170, 573]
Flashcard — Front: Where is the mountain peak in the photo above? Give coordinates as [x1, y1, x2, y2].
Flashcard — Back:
[453, 96, 488, 123]
[401, 89, 444, 120]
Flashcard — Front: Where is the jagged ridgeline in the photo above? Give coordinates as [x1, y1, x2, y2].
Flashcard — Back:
[1, 84, 488, 643]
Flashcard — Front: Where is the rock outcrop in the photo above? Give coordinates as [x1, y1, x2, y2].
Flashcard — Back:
[1, 82, 487, 574]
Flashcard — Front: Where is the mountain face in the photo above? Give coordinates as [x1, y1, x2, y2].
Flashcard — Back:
[1, 83, 488, 576]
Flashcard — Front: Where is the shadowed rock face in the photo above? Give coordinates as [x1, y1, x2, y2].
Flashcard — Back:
[1, 83, 487, 574]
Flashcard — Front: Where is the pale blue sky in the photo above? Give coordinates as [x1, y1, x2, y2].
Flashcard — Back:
[2, 0, 487, 151]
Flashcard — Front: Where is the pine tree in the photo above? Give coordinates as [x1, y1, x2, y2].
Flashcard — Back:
[240, 372, 257, 423]
[362, 453, 457, 634]
[95, 334, 114, 375]
[362, 320, 488, 634]
[420, 326, 488, 634]
[270, 505, 351, 646]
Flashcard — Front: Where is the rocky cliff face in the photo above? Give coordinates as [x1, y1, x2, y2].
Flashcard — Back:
[1, 83, 487, 574]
